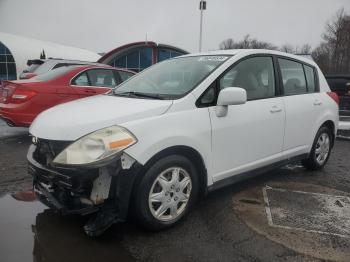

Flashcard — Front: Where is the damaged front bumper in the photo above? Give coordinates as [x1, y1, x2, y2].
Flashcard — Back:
[27, 143, 142, 221]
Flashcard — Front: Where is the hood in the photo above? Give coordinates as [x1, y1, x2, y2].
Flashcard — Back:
[30, 95, 173, 140]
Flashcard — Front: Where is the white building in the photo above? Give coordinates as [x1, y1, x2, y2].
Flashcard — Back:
[0, 32, 100, 81]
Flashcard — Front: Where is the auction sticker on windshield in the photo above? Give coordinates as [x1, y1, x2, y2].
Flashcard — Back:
[198, 56, 229, 62]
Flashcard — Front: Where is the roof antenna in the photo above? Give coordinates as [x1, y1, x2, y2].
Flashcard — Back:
[145, 33, 148, 44]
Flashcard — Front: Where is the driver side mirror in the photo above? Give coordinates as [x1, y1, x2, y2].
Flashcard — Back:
[216, 87, 247, 117]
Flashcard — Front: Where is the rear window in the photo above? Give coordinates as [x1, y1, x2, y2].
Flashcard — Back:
[35, 66, 77, 81]
[23, 64, 41, 73]
[34, 61, 58, 74]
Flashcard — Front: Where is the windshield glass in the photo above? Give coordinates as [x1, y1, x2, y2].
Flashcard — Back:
[35, 66, 78, 81]
[113, 55, 230, 99]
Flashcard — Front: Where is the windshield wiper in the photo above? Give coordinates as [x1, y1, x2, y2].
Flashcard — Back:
[114, 91, 164, 100]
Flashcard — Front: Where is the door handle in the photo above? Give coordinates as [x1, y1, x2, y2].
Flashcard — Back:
[270, 105, 282, 113]
[313, 99, 322, 106]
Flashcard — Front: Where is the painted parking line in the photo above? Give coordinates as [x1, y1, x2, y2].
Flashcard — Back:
[263, 186, 350, 239]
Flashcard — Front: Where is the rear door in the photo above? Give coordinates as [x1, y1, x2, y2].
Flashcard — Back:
[278, 58, 321, 157]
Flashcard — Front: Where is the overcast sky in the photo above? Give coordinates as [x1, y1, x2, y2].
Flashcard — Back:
[0, 0, 349, 54]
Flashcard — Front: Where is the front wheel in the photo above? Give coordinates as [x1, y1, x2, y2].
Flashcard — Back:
[132, 155, 199, 231]
[302, 126, 333, 170]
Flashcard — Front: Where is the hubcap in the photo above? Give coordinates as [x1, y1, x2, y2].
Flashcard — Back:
[315, 133, 330, 165]
[148, 167, 192, 222]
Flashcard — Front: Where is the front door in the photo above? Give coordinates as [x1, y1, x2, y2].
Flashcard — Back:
[208, 56, 285, 182]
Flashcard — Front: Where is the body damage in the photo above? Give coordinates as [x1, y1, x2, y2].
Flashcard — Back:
[28, 141, 142, 236]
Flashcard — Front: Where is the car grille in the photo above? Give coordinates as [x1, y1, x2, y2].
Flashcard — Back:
[33, 138, 71, 167]
[31, 138, 100, 202]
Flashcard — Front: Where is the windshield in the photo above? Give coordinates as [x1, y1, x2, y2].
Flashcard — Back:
[35, 66, 78, 81]
[113, 55, 230, 99]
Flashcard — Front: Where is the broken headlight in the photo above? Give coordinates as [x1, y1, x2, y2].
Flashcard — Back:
[53, 126, 137, 165]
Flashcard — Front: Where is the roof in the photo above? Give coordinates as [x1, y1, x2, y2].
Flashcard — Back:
[182, 49, 318, 67]
[0, 32, 101, 77]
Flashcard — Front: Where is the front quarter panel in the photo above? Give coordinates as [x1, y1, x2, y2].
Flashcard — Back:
[122, 104, 213, 186]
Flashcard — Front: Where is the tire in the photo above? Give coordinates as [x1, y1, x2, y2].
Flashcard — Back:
[302, 126, 333, 170]
[132, 155, 199, 231]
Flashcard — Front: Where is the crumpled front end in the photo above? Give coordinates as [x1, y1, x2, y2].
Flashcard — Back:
[27, 138, 142, 236]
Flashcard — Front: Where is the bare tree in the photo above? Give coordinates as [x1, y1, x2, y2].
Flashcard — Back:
[298, 44, 312, 55]
[219, 35, 276, 50]
[279, 44, 312, 55]
[280, 44, 295, 53]
[312, 8, 350, 74]
[219, 38, 235, 50]
[312, 43, 332, 73]
[218, 8, 350, 75]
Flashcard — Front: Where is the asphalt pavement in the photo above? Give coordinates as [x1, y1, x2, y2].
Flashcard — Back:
[0, 118, 349, 262]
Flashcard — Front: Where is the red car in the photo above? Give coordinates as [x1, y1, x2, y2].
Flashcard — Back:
[0, 65, 134, 127]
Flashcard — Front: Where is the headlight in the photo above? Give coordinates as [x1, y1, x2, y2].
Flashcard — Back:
[53, 126, 137, 165]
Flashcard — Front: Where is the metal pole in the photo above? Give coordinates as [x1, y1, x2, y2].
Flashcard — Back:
[199, 3, 203, 52]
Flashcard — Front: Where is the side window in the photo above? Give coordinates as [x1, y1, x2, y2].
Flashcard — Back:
[87, 69, 116, 88]
[72, 72, 89, 86]
[119, 71, 134, 82]
[278, 58, 307, 95]
[304, 65, 316, 93]
[219, 57, 275, 100]
[199, 85, 216, 105]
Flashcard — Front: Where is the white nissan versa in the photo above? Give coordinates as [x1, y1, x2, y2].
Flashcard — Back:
[28, 49, 339, 236]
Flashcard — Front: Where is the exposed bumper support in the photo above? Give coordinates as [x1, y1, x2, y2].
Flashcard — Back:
[27, 144, 143, 235]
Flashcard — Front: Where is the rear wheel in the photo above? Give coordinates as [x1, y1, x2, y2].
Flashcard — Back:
[302, 126, 333, 170]
[132, 155, 199, 231]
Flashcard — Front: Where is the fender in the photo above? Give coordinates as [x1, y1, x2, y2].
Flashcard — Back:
[123, 107, 213, 185]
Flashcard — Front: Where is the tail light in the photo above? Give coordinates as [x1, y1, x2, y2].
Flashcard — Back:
[1, 88, 9, 103]
[8, 88, 37, 104]
[327, 92, 340, 105]
[0, 81, 8, 102]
